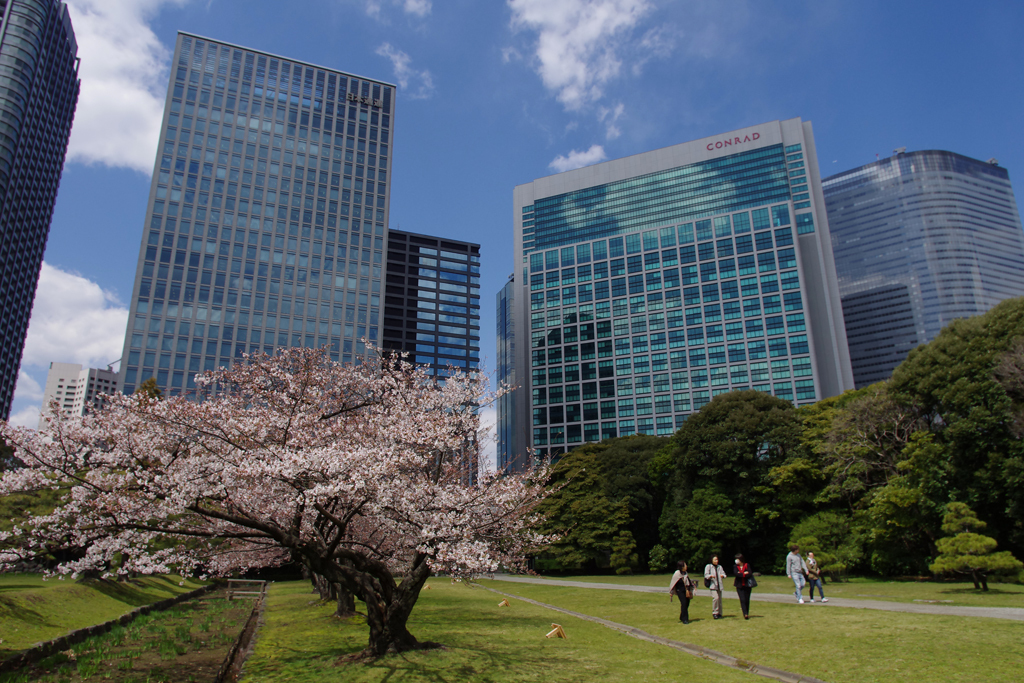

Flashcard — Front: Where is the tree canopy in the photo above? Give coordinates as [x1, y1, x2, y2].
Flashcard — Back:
[0, 348, 548, 657]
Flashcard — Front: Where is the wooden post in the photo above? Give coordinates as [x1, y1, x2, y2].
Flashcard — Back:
[545, 624, 567, 639]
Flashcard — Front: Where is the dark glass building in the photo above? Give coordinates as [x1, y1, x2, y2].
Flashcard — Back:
[0, 0, 79, 419]
[119, 33, 395, 396]
[382, 229, 481, 374]
[496, 274, 517, 470]
[823, 150, 1024, 387]
[503, 118, 854, 468]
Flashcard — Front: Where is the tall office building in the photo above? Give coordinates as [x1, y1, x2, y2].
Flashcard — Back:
[119, 33, 395, 396]
[0, 0, 79, 419]
[502, 118, 853, 466]
[382, 228, 481, 373]
[496, 274, 517, 470]
[823, 150, 1024, 388]
[37, 361, 118, 430]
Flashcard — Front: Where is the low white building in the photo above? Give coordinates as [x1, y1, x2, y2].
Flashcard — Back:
[38, 362, 119, 430]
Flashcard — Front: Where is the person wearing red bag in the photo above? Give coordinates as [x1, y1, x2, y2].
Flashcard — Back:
[734, 553, 754, 620]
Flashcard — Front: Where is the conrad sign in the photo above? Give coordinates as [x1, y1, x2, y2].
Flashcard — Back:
[707, 132, 761, 151]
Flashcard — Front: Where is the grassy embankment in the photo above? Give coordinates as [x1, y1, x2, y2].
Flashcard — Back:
[0, 589, 252, 683]
[0, 573, 205, 658]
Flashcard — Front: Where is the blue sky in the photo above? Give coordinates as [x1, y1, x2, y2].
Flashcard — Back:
[11, 0, 1024, 430]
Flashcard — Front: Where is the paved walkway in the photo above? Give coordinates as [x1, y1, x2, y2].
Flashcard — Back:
[488, 575, 1024, 621]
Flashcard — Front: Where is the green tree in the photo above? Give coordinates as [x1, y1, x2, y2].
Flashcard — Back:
[930, 503, 1023, 590]
[661, 486, 749, 570]
[789, 510, 864, 580]
[655, 390, 801, 568]
[609, 531, 639, 575]
[134, 377, 163, 400]
[647, 544, 669, 573]
[891, 297, 1024, 559]
[536, 436, 666, 571]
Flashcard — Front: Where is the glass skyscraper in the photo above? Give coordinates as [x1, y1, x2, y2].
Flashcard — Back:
[501, 118, 853, 467]
[119, 33, 394, 396]
[823, 150, 1024, 388]
[496, 275, 517, 470]
[0, 0, 78, 419]
[382, 228, 481, 373]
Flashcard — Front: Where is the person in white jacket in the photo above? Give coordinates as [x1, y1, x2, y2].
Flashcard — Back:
[703, 555, 727, 619]
[786, 544, 809, 603]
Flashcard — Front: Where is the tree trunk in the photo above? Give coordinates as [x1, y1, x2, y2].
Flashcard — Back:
[971, 568, 981, 590]
[334, 581, 356, 617]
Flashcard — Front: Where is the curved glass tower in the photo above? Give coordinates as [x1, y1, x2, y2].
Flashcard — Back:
[0, 0, 79, 419]
[823, 151, 1024, 388]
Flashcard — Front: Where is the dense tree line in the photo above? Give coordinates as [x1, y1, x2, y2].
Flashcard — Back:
[537, 298, 1024, 581]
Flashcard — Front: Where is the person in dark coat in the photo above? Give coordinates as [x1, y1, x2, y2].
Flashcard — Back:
[734, 553, 754, 620]
[669, 560, 695, 623]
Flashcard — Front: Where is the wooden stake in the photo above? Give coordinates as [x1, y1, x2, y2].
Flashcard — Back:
[545, 623, 567, 639]
[498, 598, 510, 607]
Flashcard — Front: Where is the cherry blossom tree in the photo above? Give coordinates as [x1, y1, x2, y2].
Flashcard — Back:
[0, 348, 548, 657]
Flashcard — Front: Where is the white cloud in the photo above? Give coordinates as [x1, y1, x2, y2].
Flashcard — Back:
[20, 263, 129, 369]
[8, 403, 42, 430]
[13, 371, 43, 403]
[376, 43, 435, 99]
[64, 0, 188, 173]
[403, 0, 431, 16]
[598, 101, 625, 140]
[508, 0, 653, 111]
[549, 144, 606, 172]
[365, 0, 431, 20]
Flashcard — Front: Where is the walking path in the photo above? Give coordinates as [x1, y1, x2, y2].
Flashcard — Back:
[488, 575, 1024, 621]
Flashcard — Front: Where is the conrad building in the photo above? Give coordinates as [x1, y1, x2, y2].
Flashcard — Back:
[823, 150, 1024, 388]
[501, 118, 853, 467]
[119, 33, 394, 396]
[0, 0, 79, 419]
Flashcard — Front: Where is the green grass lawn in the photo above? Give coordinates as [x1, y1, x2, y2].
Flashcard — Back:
[239, 580, 755, 683]
[526, 573, 1024, 608]
[481, 580, 1024, 683]
[0, 573, 205, 658]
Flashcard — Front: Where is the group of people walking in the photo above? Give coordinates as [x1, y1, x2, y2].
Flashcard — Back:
[668, 553, 754, 623]
[786, 544, 828, 604]
[668, 544, 827, 623]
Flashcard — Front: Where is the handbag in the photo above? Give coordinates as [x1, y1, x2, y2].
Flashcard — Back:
[747, 575, 757, 588]
[704, 575, 712, 588]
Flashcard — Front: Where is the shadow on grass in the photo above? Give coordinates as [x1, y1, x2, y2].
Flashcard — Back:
[0, 595, 50, 626]
[937, 587, 1021, 597]
[80, 578, 177, 607]
[0, 584, 42, 594]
